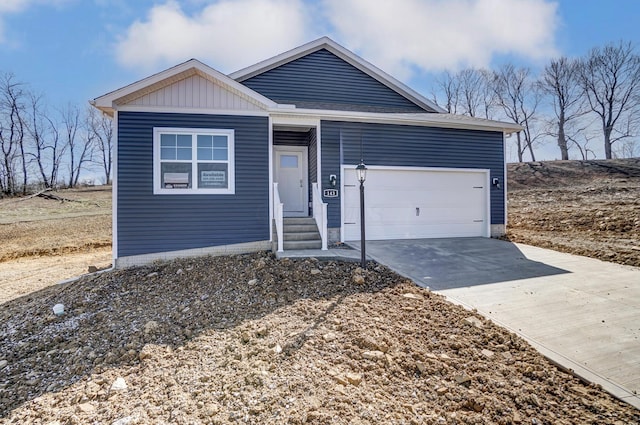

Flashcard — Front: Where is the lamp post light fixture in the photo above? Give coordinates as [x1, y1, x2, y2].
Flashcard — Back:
[356, 161, 367, 269]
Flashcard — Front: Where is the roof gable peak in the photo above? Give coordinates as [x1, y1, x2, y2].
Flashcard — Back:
[230, 37, 444, 113]
[92, 58, 277, 115]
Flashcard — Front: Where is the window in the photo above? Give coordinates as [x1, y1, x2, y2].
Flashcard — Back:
[153, 128, 235, 194]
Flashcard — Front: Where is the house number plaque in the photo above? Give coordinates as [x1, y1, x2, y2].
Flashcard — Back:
[323, 189, 339, 198]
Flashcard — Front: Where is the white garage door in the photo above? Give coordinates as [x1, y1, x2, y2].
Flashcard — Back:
[343, 167, 489, 241]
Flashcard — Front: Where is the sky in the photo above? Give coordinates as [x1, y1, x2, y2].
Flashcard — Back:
[0, 0, 639, 161]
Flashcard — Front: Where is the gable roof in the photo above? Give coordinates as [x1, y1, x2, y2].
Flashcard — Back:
[229, 37, 446, 113]
[92, 59, 278, 116]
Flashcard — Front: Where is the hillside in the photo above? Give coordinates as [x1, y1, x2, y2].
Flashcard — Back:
[506, 158, 640, 267]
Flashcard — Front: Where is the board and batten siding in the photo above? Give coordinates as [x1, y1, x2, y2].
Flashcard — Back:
[240, 49, 428, 113]
[125, 74, 263, 111]
[320, 121, 505, 228]
[117, 112, 269, 257]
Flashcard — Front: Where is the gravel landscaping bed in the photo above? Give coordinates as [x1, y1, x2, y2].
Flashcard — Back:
[1, 252, 638, 424]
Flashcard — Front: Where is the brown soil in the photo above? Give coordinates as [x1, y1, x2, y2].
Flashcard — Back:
[506, 159, 640, 267]
[0, 186, 112, 262]
[1, 253, 638, 424]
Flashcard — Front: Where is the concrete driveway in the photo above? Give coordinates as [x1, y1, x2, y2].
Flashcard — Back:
[348, 237, 640, 408]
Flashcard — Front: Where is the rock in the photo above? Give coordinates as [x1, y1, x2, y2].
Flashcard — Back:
[0, 360, 7, 370]
[501, 351, 513, 360]
[176, 268, 184, 275]
[402, 293, 423, 300]
[353, 274, 365, 285]
[112, 417, 134, 425]
[322, 332, 337, 342]
[362, 350, 385, 361]
[146, 272, 158, 278]
[110, 377, 127, 391]
[463, 316, 484, 328]
[310, 269, 321, 275]
[139, 348, 152, 361]
[88, 265, 98, 273]
[240, 331, 251, 343]
[416, 361, 427, 373]
[346, 373, 362, 386]
[481, 349, 495, 358]
[436, 387, 448, 395]
[466, 398, 484, 412]
[273, 344, 282, 354]
[77, 402, 96, 413]
[332, 375, 349, 386]
[248, 279, 258, 285]
[144, 320, 159, 335]
[454, 373, 471, 387]
[255, 326, 268, 337]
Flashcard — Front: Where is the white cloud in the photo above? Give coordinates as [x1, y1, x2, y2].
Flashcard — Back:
[114, 0, 559, 81]
[323, 0, 559, 80]
[115, 0, 317, 73]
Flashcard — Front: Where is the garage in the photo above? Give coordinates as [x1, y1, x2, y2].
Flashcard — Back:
[342, 167, 490, 241]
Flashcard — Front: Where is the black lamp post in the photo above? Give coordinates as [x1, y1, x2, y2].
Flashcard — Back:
[356, 161, 367, 269]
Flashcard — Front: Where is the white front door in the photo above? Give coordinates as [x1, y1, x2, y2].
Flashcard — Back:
[274, 147, 308, 216]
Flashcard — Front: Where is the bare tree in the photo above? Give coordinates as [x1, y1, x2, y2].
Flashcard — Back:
[431, 71, 460, 114]
[432, 68, 496, 118]
[87, 107, 113, 184]
[0, 73, 27, 195]
[578, 41, 640, 159]
[457, 68, 495, 118]
[540, 57, 586, 160]
[25, 93, 66, 188]
[61, 104, 93, 187]
[493, 64, 541, 162]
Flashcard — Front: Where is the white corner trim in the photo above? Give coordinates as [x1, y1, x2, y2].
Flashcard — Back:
[268, 116, 274, 242]
[112, 110, 118, 264]
[316, 121, 322, 188]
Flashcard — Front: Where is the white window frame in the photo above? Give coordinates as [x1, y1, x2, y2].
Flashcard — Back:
[153, 127, 235, 195]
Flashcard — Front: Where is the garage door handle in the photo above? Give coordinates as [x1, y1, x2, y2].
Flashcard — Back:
[416, 207, 420, 216]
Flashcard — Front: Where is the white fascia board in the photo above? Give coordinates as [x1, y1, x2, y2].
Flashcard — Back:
[230, 37, 446, 114]
[269, 108, 522, 134]
[93, 59, 278, 114]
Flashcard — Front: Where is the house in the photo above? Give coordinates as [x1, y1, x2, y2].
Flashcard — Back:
[92, 37, 521, 268]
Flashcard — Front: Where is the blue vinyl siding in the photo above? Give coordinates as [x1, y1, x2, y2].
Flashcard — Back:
[240, 49, 429, 113]
[117, 112, 269, 257]
[320, 121, 505, 228]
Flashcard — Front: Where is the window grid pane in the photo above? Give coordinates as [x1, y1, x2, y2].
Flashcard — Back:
[157, 129, 232, 192]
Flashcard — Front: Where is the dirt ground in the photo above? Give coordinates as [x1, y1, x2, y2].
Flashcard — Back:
[0, 187, 112, 305]
[1, 162, 640, 423]
[1, 253, 638, 424]
[506, 158, 640, 267]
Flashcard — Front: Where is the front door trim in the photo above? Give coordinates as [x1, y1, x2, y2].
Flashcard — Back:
[274, 146, 309, 217]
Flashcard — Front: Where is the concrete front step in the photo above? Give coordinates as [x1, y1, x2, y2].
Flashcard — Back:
[283, 240, 322, 250]
[283, 224, 319, 233]
[283, 231, 321, 241]
[283, 217, 317, 225]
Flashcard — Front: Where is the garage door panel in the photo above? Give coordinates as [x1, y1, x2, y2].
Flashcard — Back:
[343, 168, 488, 241]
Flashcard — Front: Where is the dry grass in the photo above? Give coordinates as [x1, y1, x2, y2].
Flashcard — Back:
[0, 186, 112, 262]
